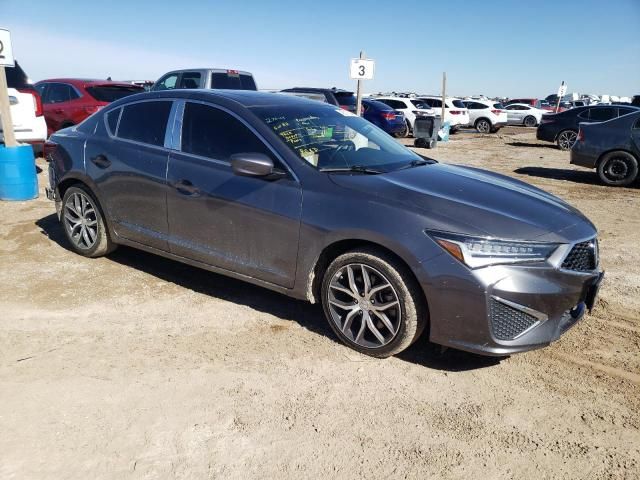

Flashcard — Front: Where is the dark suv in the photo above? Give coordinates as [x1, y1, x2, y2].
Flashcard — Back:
[537, 105, 640, 150]
[280, 88, 357, 113]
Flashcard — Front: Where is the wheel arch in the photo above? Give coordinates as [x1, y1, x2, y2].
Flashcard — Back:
[553, 127, 577, 142]
[596, 148, 639, 168]
[55, 175, 116, 240]
[474, 116, 492, 127]
[307, 238, 426, 309]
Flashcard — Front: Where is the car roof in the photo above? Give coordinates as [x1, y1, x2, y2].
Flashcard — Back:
[37, 78, 143, 88]
[282, 87, 354, 95]
[506, 103, 532, 107]
[118, 89, 340, 109]
[161, 68, 253, 75]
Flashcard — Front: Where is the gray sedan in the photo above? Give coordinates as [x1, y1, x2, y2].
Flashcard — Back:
[45, 90, 603, 358]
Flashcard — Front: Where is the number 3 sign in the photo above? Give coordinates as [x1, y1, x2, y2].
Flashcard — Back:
[350, 58, 375, 80]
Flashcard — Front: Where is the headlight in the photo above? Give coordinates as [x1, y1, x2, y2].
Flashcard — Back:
[427, 231, 559, 268]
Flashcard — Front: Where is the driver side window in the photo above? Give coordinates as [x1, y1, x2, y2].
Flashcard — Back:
[181, 102, 276, 164]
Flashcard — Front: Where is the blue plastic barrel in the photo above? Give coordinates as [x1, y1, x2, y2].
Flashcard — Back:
[0, 144, 38, 201]
[438, 121, 451, 142]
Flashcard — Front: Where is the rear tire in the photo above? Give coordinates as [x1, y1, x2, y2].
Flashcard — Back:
[597, 151, 639, 186]
[524, 116, 537, 127]
[475, 118, 492, 133]
[394, 121, 410, 138]
[61, 185, 116, 257]
[414, 138, 428, 148]
[321, 248, 427, 358]
[556, 129, 578, 150]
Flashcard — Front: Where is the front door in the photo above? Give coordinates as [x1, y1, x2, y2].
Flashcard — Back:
[85, 100, 174, 250]
[166, 101, 302, 288]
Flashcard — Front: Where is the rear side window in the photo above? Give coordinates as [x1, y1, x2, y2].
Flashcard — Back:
[210, 72, 257, 90]
[334, 92, 356, 106]
[618, 107, 635, 117]
[86, 85, 143, 102]
[181, 102, 272, 161]
[105, 108, 121, 135]
[424, 98, 442, 108]
[451, 100, 466, 108]
[378, 99, 405, 109]
[178, 72, 201, 89]
[589, 107, 616, 122]
[117, 101, 172, 146]
[45, 83, 78, 104]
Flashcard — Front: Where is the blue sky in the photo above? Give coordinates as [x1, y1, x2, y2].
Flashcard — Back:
[3, 0, 639, 97]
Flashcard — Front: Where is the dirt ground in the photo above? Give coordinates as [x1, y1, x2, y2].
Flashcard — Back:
[1, 127, 638, 479]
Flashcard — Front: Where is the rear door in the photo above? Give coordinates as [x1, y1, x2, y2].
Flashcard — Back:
[42, 83, 79, 131]
[166, 100, 301, 287]
[632, 116, 640, 151]
[84, 100, 174, 250]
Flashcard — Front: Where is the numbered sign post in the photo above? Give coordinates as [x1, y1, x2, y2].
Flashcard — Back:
[0, 28, 17, 147]
[349, 52, 375, 116]
[555, 81, 567, 113]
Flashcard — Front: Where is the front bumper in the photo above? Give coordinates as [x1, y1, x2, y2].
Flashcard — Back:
[417, 246, 603, 356]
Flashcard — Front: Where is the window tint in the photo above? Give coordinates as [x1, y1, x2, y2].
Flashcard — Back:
[117, 101, 172, 146]
[86, 85, 143, 102]
[493, 103, 504, 109]
[633, 117, 640, 129]
[334, 92, 356, 106]
[424, 98, 442, 108]
[178, 72, 201, 89]
[35, 83, 46, 96]
[451, 99, 466, 108]
[154, 74, 178, 91]
[577, 110, 590, 120]
[410, 99, 430, 109]
[589, 107, 616, 122]
[181, 102, 272, 161]
[45, 83, 76, 104]
[379, 99, 405, 109]
[106, 108, 121, 135]
[210, 72, 257, 90]
[618, 107, 635, 117]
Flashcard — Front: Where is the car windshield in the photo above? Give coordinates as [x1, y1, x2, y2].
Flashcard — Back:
[251, 104, 421, 172]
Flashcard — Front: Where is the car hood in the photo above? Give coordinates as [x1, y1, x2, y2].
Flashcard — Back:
[329, 163, 596, 242]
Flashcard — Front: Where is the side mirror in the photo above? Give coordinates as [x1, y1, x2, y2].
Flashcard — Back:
[230, 153, 276, 177]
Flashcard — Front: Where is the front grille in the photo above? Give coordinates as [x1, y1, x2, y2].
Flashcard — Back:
[562, 239, 597, 272]
[490, 299, 539, 340]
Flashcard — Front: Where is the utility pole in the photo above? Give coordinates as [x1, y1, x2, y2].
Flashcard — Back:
[0, 66, 17, 147]
[355, 51, 364, 116]
[441, 72, 446, 121]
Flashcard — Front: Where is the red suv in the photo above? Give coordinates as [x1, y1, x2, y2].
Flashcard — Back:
[34, 79, 144, 134]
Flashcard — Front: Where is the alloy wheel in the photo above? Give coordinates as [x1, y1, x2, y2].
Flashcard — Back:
[327, 263, 401, 348]
[63, 191, 99, 250]
[558, 130, 577, 150]
[477, 119, 491, 133]
[524, 116, 536, 127]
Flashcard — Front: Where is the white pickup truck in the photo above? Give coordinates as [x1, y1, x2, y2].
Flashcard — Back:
[1, 62, 47, 153]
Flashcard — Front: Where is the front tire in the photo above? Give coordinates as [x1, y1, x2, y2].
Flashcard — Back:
[556, 129, 577, 150]
[321, 248, 427, 358]
[597, 151, 639, 186]
[61, 185, 116, 257]
[523, 115, 537, 127]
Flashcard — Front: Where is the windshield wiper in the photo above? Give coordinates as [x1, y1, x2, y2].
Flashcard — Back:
[318, 165, 384, 175]
[395, 159, 433, 171]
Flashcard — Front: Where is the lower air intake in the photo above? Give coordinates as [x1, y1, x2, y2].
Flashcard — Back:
[490, 299, 539, 340]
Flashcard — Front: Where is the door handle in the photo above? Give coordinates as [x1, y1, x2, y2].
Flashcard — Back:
[174, 179, 200, 197]
[90, 154, 111, 169]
